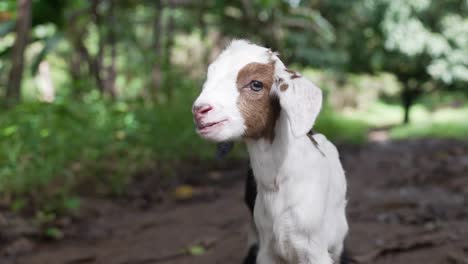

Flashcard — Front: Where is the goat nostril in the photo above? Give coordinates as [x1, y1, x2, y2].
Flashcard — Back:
[199, 105, 212, 114]
[193, 104, 213, 116]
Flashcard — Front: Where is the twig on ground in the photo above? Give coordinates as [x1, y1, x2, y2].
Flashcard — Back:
[353, 231, 449, 263]
[447, 251, 468, 264]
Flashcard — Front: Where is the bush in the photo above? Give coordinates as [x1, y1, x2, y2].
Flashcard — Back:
[0, 89, 214, 212]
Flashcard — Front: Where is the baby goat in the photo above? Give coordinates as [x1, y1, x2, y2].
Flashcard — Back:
[193, 40, 348, 264]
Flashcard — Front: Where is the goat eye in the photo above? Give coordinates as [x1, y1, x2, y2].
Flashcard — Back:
[249, 80, 263, 91]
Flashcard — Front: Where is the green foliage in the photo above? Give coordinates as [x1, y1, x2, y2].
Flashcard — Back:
[380, 0, 468, 84]
[188, 245, 206, 256]
[0, 87, 215, 211]
[0, 0, 16, 14]
[30, 32, 62, 75]
[32, 0, 65, 27]
[326, 0, 468, 86]
[43, 226, 64, 240]
[0, 20, 15, 38]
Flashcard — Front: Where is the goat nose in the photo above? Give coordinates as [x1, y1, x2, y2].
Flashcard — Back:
[192, 104, 213, 117]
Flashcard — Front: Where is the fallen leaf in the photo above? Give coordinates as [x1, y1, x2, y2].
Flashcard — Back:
[44, 227, 64, 240]
[173, 185, 194, 201]
[188, 245, 206, 256]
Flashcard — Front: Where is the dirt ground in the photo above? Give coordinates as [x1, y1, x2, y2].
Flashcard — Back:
[1, 139, 468, 264]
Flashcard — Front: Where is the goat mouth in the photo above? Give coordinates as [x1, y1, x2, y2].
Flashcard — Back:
[196, 119, 227, 134]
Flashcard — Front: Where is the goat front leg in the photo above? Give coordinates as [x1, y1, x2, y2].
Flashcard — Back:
[299, 247, 333, 264]
[256, 242, 281, 264]
[292, 235, 333, 264]
[257, 239, 332, 264]
[243, 221, 259, 264]
[330, 242, 344, 263]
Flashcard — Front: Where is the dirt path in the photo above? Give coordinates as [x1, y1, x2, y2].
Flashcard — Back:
[2, 139, 468, 264]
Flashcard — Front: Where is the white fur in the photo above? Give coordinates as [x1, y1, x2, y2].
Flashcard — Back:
[274, 67, 323, 137]
[193, 39, 348, 264]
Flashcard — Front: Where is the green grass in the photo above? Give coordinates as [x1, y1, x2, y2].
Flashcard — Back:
[390, 106, 468, 139]
[343, 101, 403, 127]
[343, 100, 468, 140]
[315, 107, 369, 144]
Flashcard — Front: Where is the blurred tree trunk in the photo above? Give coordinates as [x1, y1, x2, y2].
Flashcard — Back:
[164, 5, 175, 101]
[400, 80, 422, 124]
[90, 0, 106, 94]
[66, 8, 89, 97]
[105, 0, 118, 98]
[6, 0, 32, 105]
[401, 84, 413, 124]
[68, 19, 99, 95]
[67, 1, 118, 98]
[151, 0, 163, 100]
[197, 2, 211, 68]
[70, 52, 83, 97]
[269, 10, 282, 53]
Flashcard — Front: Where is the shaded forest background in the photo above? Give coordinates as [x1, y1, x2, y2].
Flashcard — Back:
[0, 0, 467, 234]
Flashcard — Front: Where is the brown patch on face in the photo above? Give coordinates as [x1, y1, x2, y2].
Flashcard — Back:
[285, 68, 301, 79]
[280, 83, 289, 91]
[236, 62, 280, 142]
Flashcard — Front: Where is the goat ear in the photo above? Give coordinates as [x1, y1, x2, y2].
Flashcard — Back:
[274, 71, 322, 137]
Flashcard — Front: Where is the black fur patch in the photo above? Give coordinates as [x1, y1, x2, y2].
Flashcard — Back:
[340, 247, 351, 264]
[216, 141, 234, 160]
[244, 168, 257, 215]
[242, 244, 259, 264]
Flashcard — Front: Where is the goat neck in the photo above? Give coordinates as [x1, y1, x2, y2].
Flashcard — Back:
[245, 112, 296, 191]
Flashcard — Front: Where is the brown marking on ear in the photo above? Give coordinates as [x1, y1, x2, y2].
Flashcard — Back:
[285, 68, 301, 79]
[236, 62, 280, 142]
[291, 74, 301, 79]
[280, 83, 289, 91]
